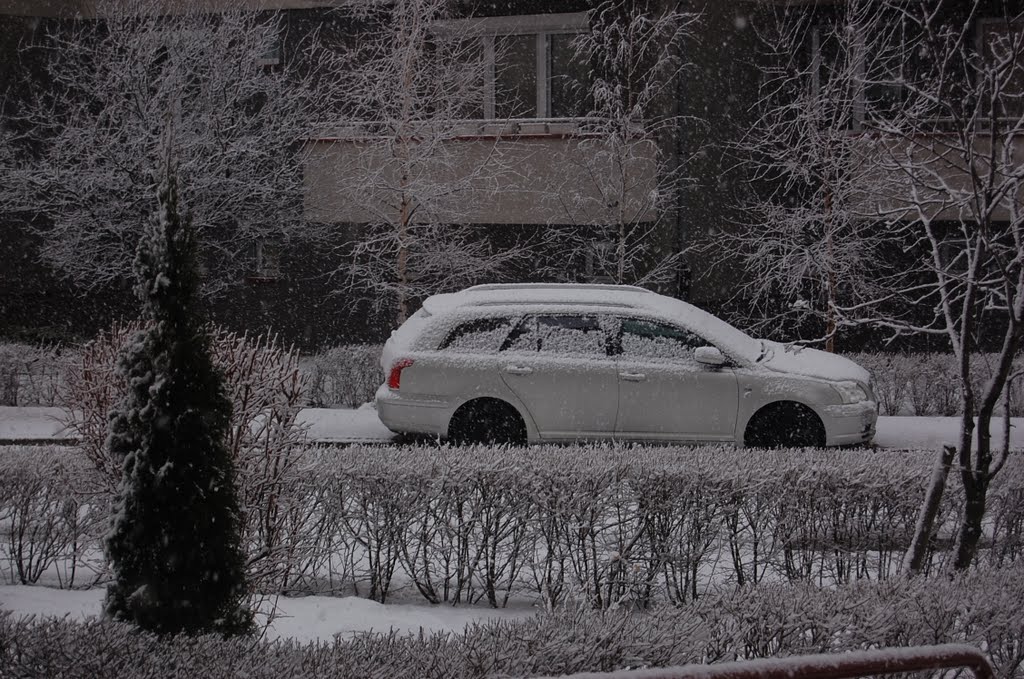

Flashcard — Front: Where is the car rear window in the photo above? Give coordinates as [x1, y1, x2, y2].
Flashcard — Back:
[438, 317, 513, 352]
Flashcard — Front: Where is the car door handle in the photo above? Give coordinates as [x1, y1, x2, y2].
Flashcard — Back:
[504, 365, 534, 375]
[620, 372, 646, 382]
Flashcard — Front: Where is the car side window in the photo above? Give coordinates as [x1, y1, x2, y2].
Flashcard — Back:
[438, 317, 514, 352]
[618, 317, 707, 364]
[501, 314, 608, 355]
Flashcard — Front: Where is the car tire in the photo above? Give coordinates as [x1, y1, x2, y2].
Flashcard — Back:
[743, 401, 826, 449]
[448, 398, 527, 446]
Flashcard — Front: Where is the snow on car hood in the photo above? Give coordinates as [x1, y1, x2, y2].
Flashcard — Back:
[760, 341, 872, 384]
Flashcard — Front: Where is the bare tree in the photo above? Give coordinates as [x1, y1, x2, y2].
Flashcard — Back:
[331, 0, 532, 324]
[868, 0, 1024, 572]
[0, 0, 343, 296]
[725, 0, 1024, 571]
[552, 0, 698, 289]
[706, 1, 901, 350]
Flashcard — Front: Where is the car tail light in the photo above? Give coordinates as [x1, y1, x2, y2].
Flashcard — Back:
[387, 358, 415, 390]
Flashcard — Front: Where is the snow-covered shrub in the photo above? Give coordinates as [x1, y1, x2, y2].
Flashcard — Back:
[58, 325, 132, 488]
[217, 332, 313, 596]
[59, 321, 312, 596]
[0, 447, 102, 587]
[0, 345, 27, 406]
[984, 457, 1024, 567]
[0, 343, 68, 407]
[302, 344, 383, 408]
[2, 564, 1023, 678]
[907, 354, 961, 416]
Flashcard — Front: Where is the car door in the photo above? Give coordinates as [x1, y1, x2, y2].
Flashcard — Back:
[613, 317, 739, 441]
[497, 313, 619, 439]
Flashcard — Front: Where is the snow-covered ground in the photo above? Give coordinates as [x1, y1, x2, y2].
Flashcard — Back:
[874, 416, 1024, 450]
[0, 585, 536, 642]
[2, 405, 1023, 449]
[0, 406, 77, 442]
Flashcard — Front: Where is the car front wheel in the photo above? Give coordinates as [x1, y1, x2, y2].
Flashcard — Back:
[743, 401, 826, 449]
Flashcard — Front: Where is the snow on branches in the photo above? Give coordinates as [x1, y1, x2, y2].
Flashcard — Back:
[0, 0, 344, 295]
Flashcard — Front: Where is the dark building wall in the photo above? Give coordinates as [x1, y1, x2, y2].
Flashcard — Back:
[676, 0, 761, 310]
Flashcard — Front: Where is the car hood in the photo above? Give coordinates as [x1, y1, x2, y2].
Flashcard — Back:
[760, 341, 872, 384]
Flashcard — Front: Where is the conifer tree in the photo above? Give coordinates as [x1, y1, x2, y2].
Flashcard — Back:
[104, 166, 252, 635]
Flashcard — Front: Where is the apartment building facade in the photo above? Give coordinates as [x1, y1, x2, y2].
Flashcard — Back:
[1, 0, 760, 347]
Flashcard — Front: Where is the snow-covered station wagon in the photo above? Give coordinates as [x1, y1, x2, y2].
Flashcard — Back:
[376, 284, 877, 447]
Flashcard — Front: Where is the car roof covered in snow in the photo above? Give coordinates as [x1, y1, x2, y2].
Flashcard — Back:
[423, 283, 661, 314]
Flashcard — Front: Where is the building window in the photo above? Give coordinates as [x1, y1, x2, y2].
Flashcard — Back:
[807, 21, 865, 130]
[549, 33, 591, 118]
[978, 18, 1024, 119]
[437, 13, 592, 120]
[807, 15, 932, 128]
[495, 33, 538, 118]
[257, 39, 281, 67]
[585, 240, 616, 283]
[253, 239, 282, 280]
[806, 14, 1024, 126]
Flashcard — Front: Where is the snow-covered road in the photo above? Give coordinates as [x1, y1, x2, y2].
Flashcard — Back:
[2, 405, 1022, 449]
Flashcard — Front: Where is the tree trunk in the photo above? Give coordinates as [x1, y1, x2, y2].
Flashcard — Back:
[952, 402, 996, 570]
[952, 477, 989, 570]
[902, 444, 955, 575]
[950, 330, 1020, 569]
[397, 190, 410, 324]
[823, 188, 836, 353]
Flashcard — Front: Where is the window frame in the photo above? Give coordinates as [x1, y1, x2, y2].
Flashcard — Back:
[252, 238, 282, 281]
[433, 12, 590, 120]
[975, 16, 1024, 120]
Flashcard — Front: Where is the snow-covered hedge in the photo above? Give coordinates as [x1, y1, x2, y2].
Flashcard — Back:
[302, 344, 383, 408]
[0, 341, 384, 408]
[2, 565, 1023, 679]
[849, 352, 1024, 416]
[4, 340, 1022, 415]
[3, 445, 1023, 605]
[0, 343, 68, 407]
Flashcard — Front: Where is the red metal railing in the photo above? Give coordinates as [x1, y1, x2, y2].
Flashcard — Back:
[538, 643, 995, 679]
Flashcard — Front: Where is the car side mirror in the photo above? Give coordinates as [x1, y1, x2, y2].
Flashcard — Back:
[694, 346, 727, 367]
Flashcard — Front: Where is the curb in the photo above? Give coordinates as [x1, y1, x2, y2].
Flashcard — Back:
[0, 438, 80, 446]
[0, 437, 397, 447]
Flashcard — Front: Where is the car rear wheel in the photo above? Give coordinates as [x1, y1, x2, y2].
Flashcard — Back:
[744, 401, 826, 449]
[448, 398, 527, 446]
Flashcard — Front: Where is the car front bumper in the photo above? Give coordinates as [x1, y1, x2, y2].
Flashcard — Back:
[823, 401, 878, 446]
